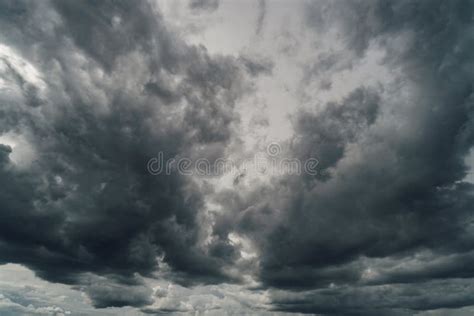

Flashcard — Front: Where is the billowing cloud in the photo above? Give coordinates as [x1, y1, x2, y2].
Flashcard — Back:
[0, 0, 259, 309]
[1, 0, 474, 315]
[222, 0, 474, 314]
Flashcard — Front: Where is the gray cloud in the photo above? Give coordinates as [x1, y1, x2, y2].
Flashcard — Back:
[0, 0, 256, 309]
[255, 0, 266, 36]
[80, 275, 153, 308]
[239, 54, 274, 77]
[1, 0, 474, 315]
[210, 0, 474, 314]
[271, 278, 474, 315]
[189, 0, 220, 13]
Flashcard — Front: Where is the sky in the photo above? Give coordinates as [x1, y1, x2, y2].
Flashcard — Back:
[1, 0, 474, 315]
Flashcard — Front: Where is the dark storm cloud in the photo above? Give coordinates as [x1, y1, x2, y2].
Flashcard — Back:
[209, 0, 474, 314]
[51, 0, 163, 71]
[2, 0, 474, 314]
[80, 275, 153, 308]
[294, 88, 380, 176]
[271, 278, 474, 315]
[0, 58, 45, 108]
[0, 0, 256, 309]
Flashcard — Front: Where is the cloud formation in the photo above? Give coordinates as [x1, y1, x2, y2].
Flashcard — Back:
[0, 0, 261, 309]
[240, 0, 474, 313]
[1, 0, 474, 315]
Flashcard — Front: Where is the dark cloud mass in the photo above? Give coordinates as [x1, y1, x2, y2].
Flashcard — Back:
[1, 0, 474, 315]
[251, 0, 474, 314]
[0, 0, 252, 309]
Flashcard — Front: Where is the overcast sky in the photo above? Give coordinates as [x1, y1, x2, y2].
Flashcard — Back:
[1, 0, 474, 315]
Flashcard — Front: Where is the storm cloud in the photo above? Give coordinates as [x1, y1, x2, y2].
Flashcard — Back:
[1, 0, 474, 315]
[0, 0, 258, 308]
